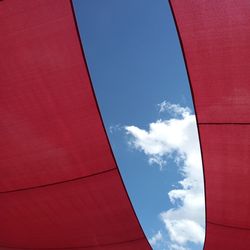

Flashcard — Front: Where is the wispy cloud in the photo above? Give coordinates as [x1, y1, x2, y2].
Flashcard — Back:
[125, 101, 205, 248]
[109, 124, 122, 134]
[158, 101, 191, 117]
[149, 231, 163, 246]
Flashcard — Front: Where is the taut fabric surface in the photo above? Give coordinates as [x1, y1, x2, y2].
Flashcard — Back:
[0, 1, 151, 249]
[170, 0, 250, 249]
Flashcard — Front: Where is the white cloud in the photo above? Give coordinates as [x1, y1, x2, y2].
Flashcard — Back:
[169, 243, 189, 250]
[125, 102, 205, 248]
[164, 219, 204, 245]
[149, 231, 163, 246]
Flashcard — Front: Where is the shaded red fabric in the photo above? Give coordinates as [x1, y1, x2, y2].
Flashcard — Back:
[0, 1, 151, 249]
[170, 0, 250, 249]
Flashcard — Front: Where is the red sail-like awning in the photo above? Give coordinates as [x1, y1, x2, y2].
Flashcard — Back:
[170, 0, 250, 249]
[0, 1, 151, 249]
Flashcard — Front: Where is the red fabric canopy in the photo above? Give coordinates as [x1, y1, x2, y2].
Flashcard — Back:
[170, 0, 250, 249]
[0, 1, 151, 249]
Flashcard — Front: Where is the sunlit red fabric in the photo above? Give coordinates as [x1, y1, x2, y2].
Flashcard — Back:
[170, 0, 250, 249]
[0, 1, 151, 249]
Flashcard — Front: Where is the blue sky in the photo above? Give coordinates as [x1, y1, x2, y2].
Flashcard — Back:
[73, 1, 205, 249]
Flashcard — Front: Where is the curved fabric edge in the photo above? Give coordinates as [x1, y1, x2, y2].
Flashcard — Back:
[169, 1, 250, 250]
[0, 0, 151, 249]
[168, 0, 208, 249]
[69, 0, 152, 248]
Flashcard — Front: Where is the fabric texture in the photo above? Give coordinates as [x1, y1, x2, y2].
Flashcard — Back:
[0, 1, 151, 249]
[170, 0, 250, 249]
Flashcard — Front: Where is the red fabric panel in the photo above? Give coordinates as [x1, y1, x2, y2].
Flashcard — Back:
[170, 0, 250, 249]
[170, 0, 250, 123]
[205, 223, 250, 250]
[0, 170, 147, 249]
[201, 125, 250, 229]
[0, 1, 150, 249]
